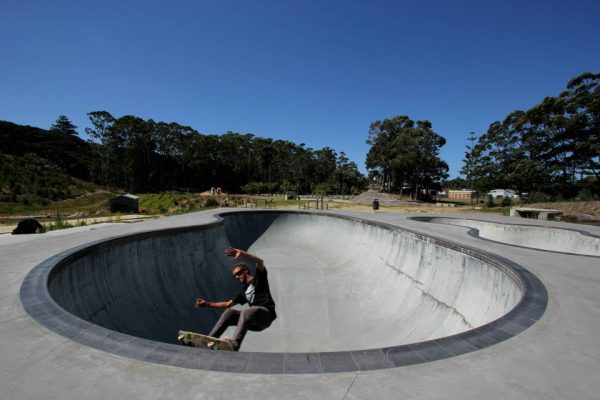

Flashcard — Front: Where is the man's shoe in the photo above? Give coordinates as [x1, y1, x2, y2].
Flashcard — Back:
[223, 338, 240, 351]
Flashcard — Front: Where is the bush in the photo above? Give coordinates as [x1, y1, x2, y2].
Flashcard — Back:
[525, 192, 551, 204]
[575, 188, 597, 201]
[242, 182, 264, 195]
[204, 198, 219, 208]
[501, 196, 512, 207]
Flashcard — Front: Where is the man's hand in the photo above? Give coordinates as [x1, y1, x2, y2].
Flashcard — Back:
[225, 247, 265, 270]
[225, 247, 242, 259]
[195, 298, 209, 308]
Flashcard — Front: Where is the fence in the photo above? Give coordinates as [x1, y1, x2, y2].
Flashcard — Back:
[299, 198, 329, 210]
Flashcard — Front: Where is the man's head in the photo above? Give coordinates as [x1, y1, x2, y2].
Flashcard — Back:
[231, 262, 250, 283]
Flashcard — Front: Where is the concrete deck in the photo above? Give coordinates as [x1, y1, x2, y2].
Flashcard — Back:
[2, 209, 599, 399]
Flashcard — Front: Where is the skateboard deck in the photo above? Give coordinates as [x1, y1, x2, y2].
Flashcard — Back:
[178, 330, 235, 351]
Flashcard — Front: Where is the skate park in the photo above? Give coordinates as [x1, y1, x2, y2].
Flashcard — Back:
[2, 208, 600, 399]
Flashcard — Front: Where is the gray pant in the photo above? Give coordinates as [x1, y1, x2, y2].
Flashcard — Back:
[209, 306, 275, 350]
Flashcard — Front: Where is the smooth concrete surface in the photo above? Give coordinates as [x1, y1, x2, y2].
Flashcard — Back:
[2, 209, 600, 399]
[44, 212, 522, 353]
[243, 213, 522, 351]
[18, 210, 544, 374]
[417, 216, 600, 256]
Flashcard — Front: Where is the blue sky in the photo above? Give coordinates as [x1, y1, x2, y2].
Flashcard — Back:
[2, 0, 599, 178]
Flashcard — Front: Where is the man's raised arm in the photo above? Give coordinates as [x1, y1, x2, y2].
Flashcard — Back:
[224, 247, 265, 270]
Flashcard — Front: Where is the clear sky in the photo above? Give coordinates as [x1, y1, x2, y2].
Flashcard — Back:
[2, 0, 599, 178]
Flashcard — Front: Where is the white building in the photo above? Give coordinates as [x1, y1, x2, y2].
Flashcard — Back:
[488, 189, 519, 199]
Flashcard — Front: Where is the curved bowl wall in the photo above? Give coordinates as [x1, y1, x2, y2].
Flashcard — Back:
[415, 217, 600, 257]
[20, 211, 548, 373]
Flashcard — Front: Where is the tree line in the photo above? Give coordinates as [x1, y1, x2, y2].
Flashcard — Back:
[460, 72, 599, 201]
[82, 111, 366, 195]
[363, 72, 599, 201]
[3, 71, 596, 207]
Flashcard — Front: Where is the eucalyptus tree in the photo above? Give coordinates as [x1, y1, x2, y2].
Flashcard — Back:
[155, 122, 185, 188]
[270, 140, 296, 186]
[314, 147, 337, 185]
[366, 115, 448, 197]
[366, 117, 400, 190]
[253, 137, 275, 183]
[85, 111, 119, 187]
[292, 143, 317, 193]
[463, 72, 599, 199]
[110, 115, 157, 192]
[334, 152, 366, 196]
[82, 110, 368, 195]
[561, 72, 600, 185]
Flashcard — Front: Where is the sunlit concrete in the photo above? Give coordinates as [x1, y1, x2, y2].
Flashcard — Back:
[244, 213, 522, 351]
[418, 216, 600, 256]
[2, 209, 599, 399]
[44, 212, 522, 353]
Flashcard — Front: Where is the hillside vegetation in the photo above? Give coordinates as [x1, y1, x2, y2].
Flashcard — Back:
[0, 121, 98, 211]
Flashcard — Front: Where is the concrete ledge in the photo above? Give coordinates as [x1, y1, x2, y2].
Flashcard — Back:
[510, 207, 563, 220]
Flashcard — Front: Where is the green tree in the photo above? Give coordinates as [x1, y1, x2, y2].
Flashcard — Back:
[334, 152, 366, 196]
[85, 111, 117, 187]
[314, 147, 337, 185]
[50, 115, 78, 135]
[463, 72, 600, 199]
[562, 72, 600, 190]
[461, 132, 478, 194]
[366, 116, 448, 198]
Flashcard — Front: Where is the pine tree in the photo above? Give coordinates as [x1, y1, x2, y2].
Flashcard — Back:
[50, 115, 78, 135]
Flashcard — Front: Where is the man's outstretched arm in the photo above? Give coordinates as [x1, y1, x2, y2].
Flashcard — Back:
[195, 298, 235, 309]
[225, 247, 265, 271]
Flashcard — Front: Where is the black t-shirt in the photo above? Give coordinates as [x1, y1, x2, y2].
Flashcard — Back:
[234, 267, 276, 316]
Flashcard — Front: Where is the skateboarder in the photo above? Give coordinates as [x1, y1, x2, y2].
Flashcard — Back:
[195, 247, 277, 351]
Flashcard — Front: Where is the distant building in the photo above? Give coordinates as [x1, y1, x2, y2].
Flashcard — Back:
[488, 189, 519, 199]
[109, 193, 139, 213]
[422, 189, 442, 198]
[284, 191, 298, 200]
[448, 189, 475, 200]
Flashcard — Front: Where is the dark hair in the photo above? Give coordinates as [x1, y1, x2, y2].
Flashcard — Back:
[230, 262, 249, 274]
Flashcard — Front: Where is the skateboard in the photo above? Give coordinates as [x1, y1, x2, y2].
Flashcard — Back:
[177, 330, 235, 351]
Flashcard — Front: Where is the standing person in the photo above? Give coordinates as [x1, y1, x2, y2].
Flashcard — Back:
[195, 247, 277, 351]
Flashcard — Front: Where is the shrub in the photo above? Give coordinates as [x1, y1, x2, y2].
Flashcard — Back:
[204, 198, 219, 208]
[575, 188, 597, 201]
[501, 196, 512, 207]
[525, 192, 551, 204]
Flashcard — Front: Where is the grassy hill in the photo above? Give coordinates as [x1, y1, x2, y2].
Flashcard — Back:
[0, 121, 93, 179]
[0, 120, 98, 211]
